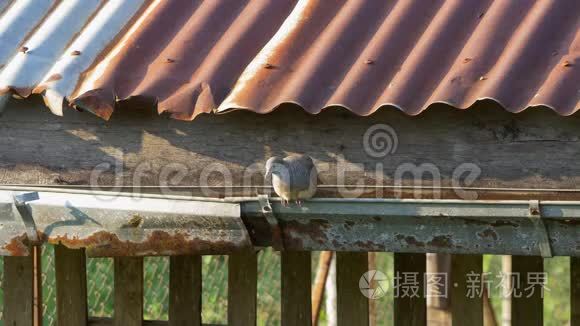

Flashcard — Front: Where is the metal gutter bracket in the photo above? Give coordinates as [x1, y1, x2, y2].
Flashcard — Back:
[258, 195, 284, 251]
[13, 192, 40, 243]
[528, 200, 552, 258]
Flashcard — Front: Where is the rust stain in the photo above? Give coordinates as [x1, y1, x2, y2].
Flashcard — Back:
[122, 214, 143, 228]
[461, 218, 490, 226]
[490, 220, 519, 228]
[10, 86, 34, 98]
[353, 240, 385, 251]
[427, 235, 454, 248]
[5, 234, 30, 256]
[72, 88, 115, 120]
[45, 74, 63, 83]
[554, 219, 580, 226]
[344, 220, 355, 229]
[477, 228, 499, 241]
[395, 234, 426, 247]
[44, 230, 247, 256]
[282, 219, 331, 249]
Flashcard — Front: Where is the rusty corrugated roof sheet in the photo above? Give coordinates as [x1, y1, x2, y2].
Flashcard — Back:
[0, 0, 578, 120]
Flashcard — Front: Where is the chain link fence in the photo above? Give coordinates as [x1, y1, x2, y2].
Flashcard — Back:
[0, 246, 287, 325]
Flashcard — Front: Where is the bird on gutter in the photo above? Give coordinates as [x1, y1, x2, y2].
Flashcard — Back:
[265, 155, 318, 206]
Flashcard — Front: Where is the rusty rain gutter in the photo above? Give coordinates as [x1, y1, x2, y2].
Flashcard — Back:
[241, 198, 580, 257]
[0, 187, 578, 257]
[0, 189, 251, 256]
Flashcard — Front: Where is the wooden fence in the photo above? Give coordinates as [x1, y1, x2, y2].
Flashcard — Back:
[3, 246, 579, 326]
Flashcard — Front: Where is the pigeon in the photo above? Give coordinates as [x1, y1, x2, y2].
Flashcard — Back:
[265, 155, 318, 206]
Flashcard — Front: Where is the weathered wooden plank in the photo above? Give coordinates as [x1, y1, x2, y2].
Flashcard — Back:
[114, 257, 143, 326]
[572, 257, 580, 326]
[281, 251, 311, 326]
[510, 256, 543, 326]
[169, 255, 202, 326]
[228, 251, 257, 326]
[394, 253, 426, 326]
[2, 99, 580, 198]
[336, 252, 368, 326]
[500, 255, 511, 326]
[4, 255, 34, 326]
[426, 253, 451, 325]
[55, 245, 88, 326]
[33, 245, 42, 326]
[451, 254, 483, 326]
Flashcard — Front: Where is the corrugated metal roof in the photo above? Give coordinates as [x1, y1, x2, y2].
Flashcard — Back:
[0, 0, 578, 120]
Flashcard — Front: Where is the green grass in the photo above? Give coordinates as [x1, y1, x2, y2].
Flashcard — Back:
[0, 248, 572, 325]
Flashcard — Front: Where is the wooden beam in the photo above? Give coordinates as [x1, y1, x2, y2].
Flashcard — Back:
[394, 253, 426, 326]
[114, 257, 143, 326]
[169, 255, 202, 326]
[55, 245, 88, 326]
[281, 251, 312, 326]
[3, 100, 580, 198]
[510, 256, 543, 326]
[336, 252, 368, 326]
[228, 251, 258, 326]
[451, 254, 483, 326]
[572, 257, 580, 326]
[4, 255, 34, 326]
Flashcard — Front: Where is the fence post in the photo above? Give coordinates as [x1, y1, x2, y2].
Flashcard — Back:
[451, 254, 483, 326]
[394, 253, 426, 326]
[228, 251, 258, 326]
[169, 255, 202, 326]
[4, 255, 35, 326]
[114, 257, 143, 326]
[336, 252, 368, 326]
[55, 245, 88, 326]
[510, 256, 543, 326]
[33, 246, 42, 326]
[572, 257, 580, 326]
[282, 251, 312, 326]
